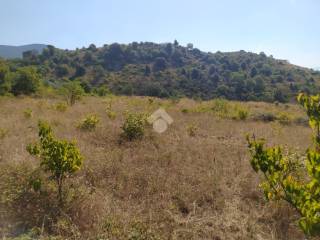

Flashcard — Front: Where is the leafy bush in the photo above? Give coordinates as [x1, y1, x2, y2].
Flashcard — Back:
[54, 102, 68, 112]
[60, 81, 84, 106]
[94, 85, 110, 96]
[78, 114, 100, 131]
[11, 67, 42, 96]
[23, 108, 33, 118]
[186, 123, 198, 137]
[121, 112, 146, 141]
[0, 128, 8, 139]
[27, 121, 83, 206]
[247, 93, 320, 236]
[211, 99, 229, 117]
[105, 100, 116, 120]
[237, 109, 249, 120]
[181, 108, 189, 114]
[106, 110, 116, 120]
[277, 112, 292, 125]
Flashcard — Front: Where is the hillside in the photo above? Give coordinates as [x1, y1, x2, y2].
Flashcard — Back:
[0, 44, 47, 59]
[0, 96, 310, 239]
[1, 41, 320, 102]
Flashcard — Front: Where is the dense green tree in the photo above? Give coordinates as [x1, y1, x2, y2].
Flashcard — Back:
[274, 88, 288, 103]
[144, 65, 151, 76]
[250, 67, 258, 77]
[152, 57, 167, 72]
[55, 64, 70, 77]
[11, 66, 41, 95]
[61, 81, 85, 105]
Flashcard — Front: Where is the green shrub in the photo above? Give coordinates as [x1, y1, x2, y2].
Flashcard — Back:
[105, 100, 116, 120]
[23, 108, 33, 118]
[247, 93, 320, 237]
[78, 114, 100, 131]
[121, 112, 146, 141]
[106, 110, 116, 120]
[94, 85, 110, 97]
[212, 99, 228, 111]
[60, 81, 84, 106]
[181, 108, 189, 114]
[186, 123, 198, 137]
[237, 109, 249, 120]
[27, 121, 83, 206]
[148, 98, 154, 105]
[54, 102, 68, 112]
[0, 128, 8, 139]
[211, 99, 229, 117]
[277, 112, 292, 125]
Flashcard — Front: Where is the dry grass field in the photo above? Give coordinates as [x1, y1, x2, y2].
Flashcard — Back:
[0, 96, 316, 239]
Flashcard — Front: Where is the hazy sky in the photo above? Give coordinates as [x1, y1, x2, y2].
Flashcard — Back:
[0, 0, 319, 68]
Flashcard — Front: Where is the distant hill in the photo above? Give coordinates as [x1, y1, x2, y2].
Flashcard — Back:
[0, 44, 47, 59]
[1, 41, 320, 102]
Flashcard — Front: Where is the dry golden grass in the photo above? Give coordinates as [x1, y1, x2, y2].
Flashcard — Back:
[0, 96, 315, 239]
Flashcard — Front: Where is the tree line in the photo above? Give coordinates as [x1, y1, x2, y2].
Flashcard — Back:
[1, 41, 320, 102]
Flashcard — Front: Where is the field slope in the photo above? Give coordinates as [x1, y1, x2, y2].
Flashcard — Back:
[0, 96, 312, 239]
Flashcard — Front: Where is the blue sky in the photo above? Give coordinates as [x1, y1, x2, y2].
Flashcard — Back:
[0, 0, 319, 68]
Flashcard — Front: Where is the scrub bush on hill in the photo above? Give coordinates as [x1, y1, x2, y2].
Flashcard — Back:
[77, 114, 100, 131]
[121, 112, 147, 141]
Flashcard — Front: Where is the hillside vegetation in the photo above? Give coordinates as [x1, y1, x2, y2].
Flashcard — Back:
[1, 41, 320, 102]
[0, 95, 314, 239]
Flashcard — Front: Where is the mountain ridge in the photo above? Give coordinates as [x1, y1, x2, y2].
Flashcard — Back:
[0, 44, 47, 59]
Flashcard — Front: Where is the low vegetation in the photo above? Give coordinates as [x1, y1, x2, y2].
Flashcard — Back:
[120, 112, 147, 141]
[0, 95, 316, 239]
[77, 114, 100, 131]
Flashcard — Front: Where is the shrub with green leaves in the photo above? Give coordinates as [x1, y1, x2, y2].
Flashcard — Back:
[181, 108, 189, 114]
[121, 112, 146, 141]
[27, 121, 83, 206]
[186, 123, 198, 137]
[277, 112, 292, 125]
[211, 99, 229, 117]
[236, 108, 249, 120]
[60, 81, 84, 106]
[23, 108, 33, 118]
[105, 100, 116, 120]
[0, 128, 8, 139]
[78, 114, 100, 131]
[54, 102, 68, 112]
[106, 110, 116, 120]
[247, 93, 320, 236]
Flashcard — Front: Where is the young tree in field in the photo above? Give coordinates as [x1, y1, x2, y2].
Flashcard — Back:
[11, 66, 41, 95]
[61, 81, 84, 105]
[247, 93, 320, 236]
[27, 121, 83, 206]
